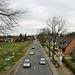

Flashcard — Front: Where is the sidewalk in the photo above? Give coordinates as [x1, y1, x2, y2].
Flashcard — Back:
[44, 47, 74, 75]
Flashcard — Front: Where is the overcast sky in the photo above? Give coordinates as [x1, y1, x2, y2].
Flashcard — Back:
[9, 0, 75, 35]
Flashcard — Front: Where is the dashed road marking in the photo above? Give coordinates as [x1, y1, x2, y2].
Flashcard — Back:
[34, 66, 36, 70]
[35, 59, 36, 62]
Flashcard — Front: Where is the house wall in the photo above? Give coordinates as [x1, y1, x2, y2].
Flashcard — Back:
[58, 48, 63, 53]
[65, 38, 75, 54]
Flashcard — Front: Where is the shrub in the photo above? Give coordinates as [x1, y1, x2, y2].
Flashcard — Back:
[62, 57, 75, 74]
[71, 50, 75, 60]
[51, 60, 58, 67]
[0, 60, 4, 72]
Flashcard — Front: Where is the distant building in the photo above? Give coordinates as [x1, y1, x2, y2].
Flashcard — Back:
[26, 36, 35, 41]
[5, 38, 13, 42]
[0, 36, 18, 42]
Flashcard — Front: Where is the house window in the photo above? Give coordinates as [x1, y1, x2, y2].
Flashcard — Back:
[73, 44, 75, 47]
[62, 48, 65, 52]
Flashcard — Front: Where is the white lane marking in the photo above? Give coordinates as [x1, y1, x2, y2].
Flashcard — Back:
[34, 66, 35, 70]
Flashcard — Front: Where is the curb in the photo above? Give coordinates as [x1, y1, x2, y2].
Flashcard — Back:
[7, 45, 32, 75]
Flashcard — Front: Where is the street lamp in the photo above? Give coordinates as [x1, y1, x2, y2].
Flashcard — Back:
[60, 52, 62, 65]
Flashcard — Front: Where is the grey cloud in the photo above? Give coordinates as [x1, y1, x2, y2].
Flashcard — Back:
[8, 0, 75, 35]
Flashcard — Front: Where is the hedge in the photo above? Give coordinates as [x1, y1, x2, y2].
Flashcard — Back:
[62, 57, 75, 74]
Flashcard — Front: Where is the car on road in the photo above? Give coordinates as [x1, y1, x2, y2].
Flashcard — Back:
[30, 51, 34, 55]
[23, 59, 31, 68]
[31, 47, 35, 49]
[40, 58, 46, 65]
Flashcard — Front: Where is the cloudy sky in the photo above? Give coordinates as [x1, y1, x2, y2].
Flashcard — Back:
[9, 0, 75, 35]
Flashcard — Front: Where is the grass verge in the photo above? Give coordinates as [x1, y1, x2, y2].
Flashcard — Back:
[0, 41, 33, 72]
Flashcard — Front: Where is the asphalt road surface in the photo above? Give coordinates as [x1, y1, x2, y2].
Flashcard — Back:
[16, 40, 52, 75]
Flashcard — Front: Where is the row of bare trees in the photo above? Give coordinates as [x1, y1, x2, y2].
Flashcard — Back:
[37, 16, 67, 60]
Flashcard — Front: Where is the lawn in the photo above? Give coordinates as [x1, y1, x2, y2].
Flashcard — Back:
[0, 41, 33, 72]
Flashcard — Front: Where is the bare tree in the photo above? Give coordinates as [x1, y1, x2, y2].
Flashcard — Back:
[46, 16, 67, 60]
[45, 37, 52, 57]
[37, 28, 52, 56]
[0, 0, 27, 34]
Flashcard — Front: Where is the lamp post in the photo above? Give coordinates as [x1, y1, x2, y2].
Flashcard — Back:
[60, 52, 62, 65]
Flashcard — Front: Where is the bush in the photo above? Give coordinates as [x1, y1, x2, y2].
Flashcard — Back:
[0, 60, 4, 72]
[71, 50, 75, 60]
[62, 57, 75, 74]
[51, 60, 58, 67]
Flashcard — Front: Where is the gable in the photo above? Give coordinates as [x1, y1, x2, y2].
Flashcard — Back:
[65, 38, 75, 54]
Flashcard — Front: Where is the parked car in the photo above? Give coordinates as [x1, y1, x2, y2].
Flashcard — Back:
[23, 59, 31, 68]
[40, 58, 46, 65]
[30, 51, 34, 55]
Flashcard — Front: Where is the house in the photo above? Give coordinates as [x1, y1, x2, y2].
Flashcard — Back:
[5, 38, 13, 42]
[58, 32, 75, 54]
[0, 36, 7, 42]
[26, 36, 35, 41]
[0, 35, 18, 42]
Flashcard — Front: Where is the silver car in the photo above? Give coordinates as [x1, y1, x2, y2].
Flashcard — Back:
[40, 58, 46, 65]
[23, 59, 31, 68]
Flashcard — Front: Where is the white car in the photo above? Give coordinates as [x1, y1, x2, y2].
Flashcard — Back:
[30, 51, 34, 55]
[40, 58, 46, 65]
[23, 59, 31, 68]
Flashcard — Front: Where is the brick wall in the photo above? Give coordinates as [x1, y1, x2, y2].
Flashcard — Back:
[65, 38, 75, 54]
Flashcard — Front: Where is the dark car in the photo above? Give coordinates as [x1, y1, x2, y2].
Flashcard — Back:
[32, 47, 35, 49]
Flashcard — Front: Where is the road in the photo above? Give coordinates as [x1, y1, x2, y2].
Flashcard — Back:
[16, 40, 52, 75]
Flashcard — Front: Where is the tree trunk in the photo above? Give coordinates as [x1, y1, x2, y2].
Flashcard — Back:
[52, 46, 54, 60]
[49, 47, 50, 56]
[52, 44, 55, 60]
